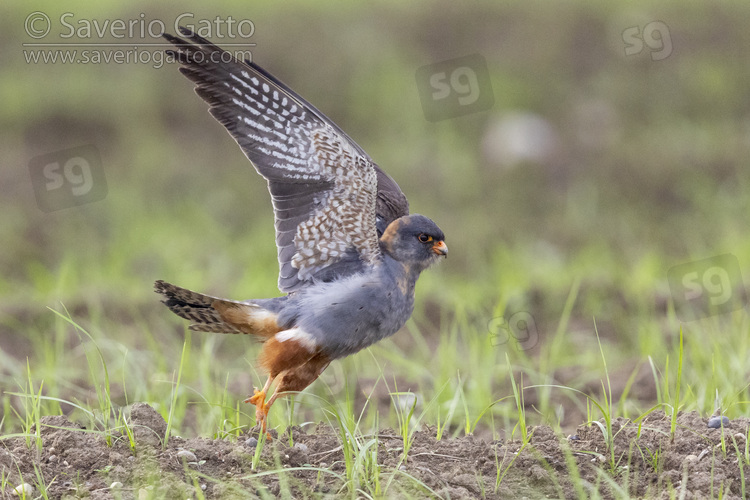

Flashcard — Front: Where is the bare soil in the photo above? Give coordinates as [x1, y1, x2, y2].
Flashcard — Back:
[1, 403, 747, 499]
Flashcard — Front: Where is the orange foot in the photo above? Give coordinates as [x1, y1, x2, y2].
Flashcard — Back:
[245, 390, 272, 438]
[259, 403, 272, 439]
[245, 388, 265, 405]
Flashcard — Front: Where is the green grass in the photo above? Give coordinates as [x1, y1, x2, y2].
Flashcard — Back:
[4, 211, 750, 498]
[4, 279, 747, 497]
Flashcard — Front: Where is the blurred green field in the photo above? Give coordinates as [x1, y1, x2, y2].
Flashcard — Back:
[2, 0, 750, 448]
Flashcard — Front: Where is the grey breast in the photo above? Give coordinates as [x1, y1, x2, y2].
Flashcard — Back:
[281, 262, 415, 360]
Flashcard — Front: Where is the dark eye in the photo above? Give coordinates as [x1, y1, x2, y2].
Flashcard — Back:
[417, 233, 433, 243]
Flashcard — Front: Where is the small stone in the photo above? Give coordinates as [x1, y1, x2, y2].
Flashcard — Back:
[48, 454, 58, 463]
[110, 482, 123, 489]
[245, 437, 258, 448]
[12, 484, 34, 497]
[684, 455, 698, 462]
[734, 433, 746, 442]
[708, 416, 730, 429]
[293, 443, 309, 453]
[201, 484, 207, 491]
[568, 434, 579, 441]
[63, 460, 69, 467]
[48, 447, 56, 454]
[399, 465, 407, 471]
[176, 449, 198, 462]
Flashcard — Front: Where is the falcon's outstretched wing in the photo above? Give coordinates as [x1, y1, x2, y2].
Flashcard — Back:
[164, 28, 409, 292]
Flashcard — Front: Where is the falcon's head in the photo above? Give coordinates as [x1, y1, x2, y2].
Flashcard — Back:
[379, 214, 448, 272]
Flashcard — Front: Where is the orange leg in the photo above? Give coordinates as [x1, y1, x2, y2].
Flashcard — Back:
[245, 334, 329, 435]
[245, 375, 274, 432]
[264, 353, 331, 413]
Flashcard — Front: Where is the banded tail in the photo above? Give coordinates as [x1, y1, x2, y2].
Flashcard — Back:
[154, 280, 281, 337]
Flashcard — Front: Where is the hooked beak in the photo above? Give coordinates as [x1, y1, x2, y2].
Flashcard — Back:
[431, 240, 448, 256]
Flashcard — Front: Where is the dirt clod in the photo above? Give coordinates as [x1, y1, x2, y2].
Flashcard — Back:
[128, 402, 167, 447]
